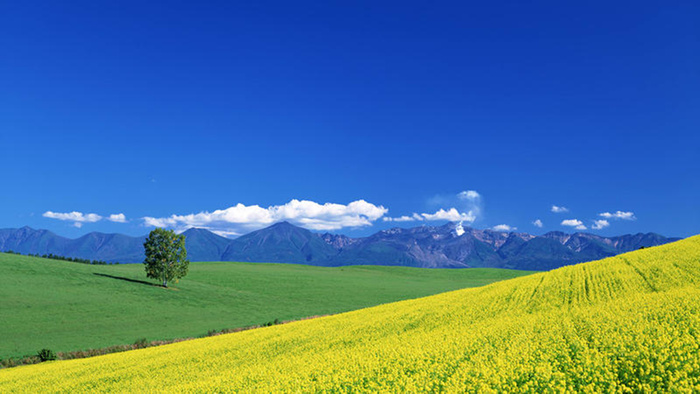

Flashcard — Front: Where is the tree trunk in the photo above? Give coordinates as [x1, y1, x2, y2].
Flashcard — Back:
[163, 276, 167, 288]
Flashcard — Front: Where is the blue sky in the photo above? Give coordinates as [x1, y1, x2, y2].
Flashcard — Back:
[1, 1, 698, 238]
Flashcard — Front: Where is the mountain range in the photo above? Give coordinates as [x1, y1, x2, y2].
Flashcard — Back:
[0, 223, 680, 270]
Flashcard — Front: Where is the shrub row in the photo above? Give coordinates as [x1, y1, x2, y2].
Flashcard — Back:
[2, 250, 119, 265]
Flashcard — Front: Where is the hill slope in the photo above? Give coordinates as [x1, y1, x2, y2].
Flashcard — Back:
[1, 236, 697, 391]
[0, 253, 531, 359]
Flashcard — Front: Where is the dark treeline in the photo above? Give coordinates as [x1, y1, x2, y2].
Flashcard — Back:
[2, 250, 119, 265]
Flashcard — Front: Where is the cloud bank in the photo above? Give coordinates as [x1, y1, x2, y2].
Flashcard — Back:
[143, 199, 388, 235]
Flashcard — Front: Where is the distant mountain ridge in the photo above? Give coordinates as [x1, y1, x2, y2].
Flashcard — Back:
[0, 226, 146, 264]
[0, 223, 681, 270]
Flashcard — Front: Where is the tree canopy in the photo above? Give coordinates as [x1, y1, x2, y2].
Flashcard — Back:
[143, 228, 189, 288]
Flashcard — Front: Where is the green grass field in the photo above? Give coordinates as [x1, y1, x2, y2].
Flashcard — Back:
[0, 253, 533, 359]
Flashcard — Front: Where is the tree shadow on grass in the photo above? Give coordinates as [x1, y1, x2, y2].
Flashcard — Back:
[93, 273, 161, 287]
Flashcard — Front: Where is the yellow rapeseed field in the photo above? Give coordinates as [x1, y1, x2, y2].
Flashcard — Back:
[2, 236, 700, 392]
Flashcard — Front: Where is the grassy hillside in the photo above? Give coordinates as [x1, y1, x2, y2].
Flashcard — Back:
[0, 253, 532, 359]
[1, 236, 698, 391]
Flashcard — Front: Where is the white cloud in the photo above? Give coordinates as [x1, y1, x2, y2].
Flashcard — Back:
[599, 211, 636, 220]
[43, 210, 129, 227]
[383, 214, 422, 222]
[107, 213, 127, 223]
[210, 229, 242, 238]
[492, 224, 517, 232]
[592, 219, 610, 230]
[384, 208, 477, 223]
[428, 190, 483, 220]
[43, 211, 102, 224]
[551, 205, 569, 213]
[458, 190, 481, 201]
[561, 219, 587, 230]
[421, 208, 476, 222]
[533, 219, 543, 228]
[143, 199, 388, 234]
[384, 189, 481, 224]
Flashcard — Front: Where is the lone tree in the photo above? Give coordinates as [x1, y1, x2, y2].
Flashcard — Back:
[143, 228, 189, 288]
